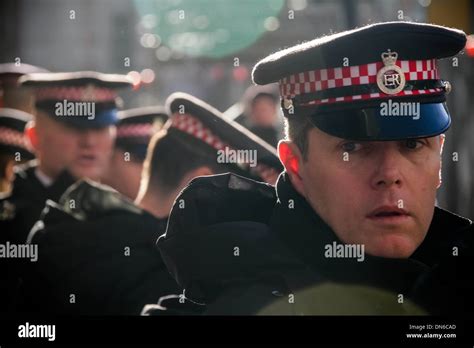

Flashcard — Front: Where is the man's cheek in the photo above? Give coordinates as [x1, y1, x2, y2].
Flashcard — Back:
[421, 169, 441, 194]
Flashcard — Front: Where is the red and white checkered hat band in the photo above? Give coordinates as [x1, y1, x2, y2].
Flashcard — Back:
[35, 86, 117, 102]
[117, 124, 154, 140]
[279, 59, 439, 103]
[170, 112, 275, 181]
[170, 113, 229, 151]
[0, 126, 32, 151]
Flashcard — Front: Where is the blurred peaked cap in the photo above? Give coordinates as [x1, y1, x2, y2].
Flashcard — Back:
[115, 106, 169, 159]
[18, 71, 133, 129]
[251, 21, 467, 141]
[0, 62, 49, 78]
[165, 92, 283, 179]
[117, 105, 169, 126]
[0, 108, 35, 159]
[0, 108, 33, 125]
[0, 62, 49, 87]
[19, 71, 133, 89]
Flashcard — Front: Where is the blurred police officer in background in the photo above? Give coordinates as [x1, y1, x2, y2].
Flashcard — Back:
[147, 22, 473, 316]
[0, 63, 46, 196]
[0, 71, 132, 243]
[0, 62, 46, 313]
[102, 106, 168, 200]
[19, 92, 283, 315]
[0, 108, 35, 196]
[236, 84, 283, 148]
[136, 92, 282, 219]
[0, 71, 132, 313]
[0, 62, 48, 113]
[0, 108, 36, 314]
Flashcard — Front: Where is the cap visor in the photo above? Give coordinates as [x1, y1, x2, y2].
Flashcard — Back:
[310, 102, 450, 140]
[52, 109, 118, 129]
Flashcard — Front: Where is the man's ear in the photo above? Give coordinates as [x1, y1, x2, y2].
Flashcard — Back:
[278, 140, 306, 197]
[5, 159, 15, 183]
[437, 134, 446, 189]
[24, 120, 39, 151]
[439, 134, 445, 154]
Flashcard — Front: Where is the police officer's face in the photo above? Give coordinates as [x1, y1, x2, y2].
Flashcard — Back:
[32, 112, 115, 180]
[251, 97, 278, 127]
[283, 127, 444, 258]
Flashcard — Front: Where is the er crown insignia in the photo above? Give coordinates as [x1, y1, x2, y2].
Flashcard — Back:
[376, 49, 406, 95]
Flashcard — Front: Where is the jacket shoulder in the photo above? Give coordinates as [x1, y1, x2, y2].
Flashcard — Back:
[28, 179, 155, 244]
[169, 172, 276, 228]
[156, 173, 311, 305]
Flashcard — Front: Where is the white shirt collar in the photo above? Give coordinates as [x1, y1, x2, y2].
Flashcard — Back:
[35, 168, 54, 188]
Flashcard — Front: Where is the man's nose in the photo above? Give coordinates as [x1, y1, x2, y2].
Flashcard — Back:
[370, 146, 403, 189]
[78, 129, 98, 147]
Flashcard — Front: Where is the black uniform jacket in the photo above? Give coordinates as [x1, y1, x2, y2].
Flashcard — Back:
[145, 172, 473, 315]
[0, 161, 77, 244]
[19, 180, 178, 315]
[0, 161, 76, 314]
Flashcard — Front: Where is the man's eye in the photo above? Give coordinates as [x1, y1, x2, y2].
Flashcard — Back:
[341, 142, 362, 152]
[404, 139, 424, 150]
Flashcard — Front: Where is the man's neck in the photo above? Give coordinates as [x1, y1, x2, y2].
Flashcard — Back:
[138, 189, 177, 220]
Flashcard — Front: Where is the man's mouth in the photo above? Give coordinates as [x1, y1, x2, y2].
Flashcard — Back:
[367, 206, 411, 223]
[76, 154, 98, 167]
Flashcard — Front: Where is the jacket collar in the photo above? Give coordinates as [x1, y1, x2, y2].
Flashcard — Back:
[12, 160, 77, 203]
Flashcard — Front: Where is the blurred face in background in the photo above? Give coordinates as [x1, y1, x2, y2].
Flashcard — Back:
[1, 85, 37, 114]
[0, 153, 16, 193]
[29, 111, 116, 181]
[250, 95, 278, 127]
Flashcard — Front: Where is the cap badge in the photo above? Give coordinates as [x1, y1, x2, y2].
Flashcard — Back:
[376, 50, 406, 95]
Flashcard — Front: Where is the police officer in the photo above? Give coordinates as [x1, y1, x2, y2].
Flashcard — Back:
[0, 62, 48, 113]
[147, 22, 473, 315]
[102, 106, 169, 200]
[238, 84, 282, 147]
[0, 108, 35, 196]
[0, 108, 35, 314]
[0, 71, 132, 243]
[0, 71, 132, 313]
[20, 92, 283, 315]
[0, 63, 46, 196]
[136, 92, 283, 220]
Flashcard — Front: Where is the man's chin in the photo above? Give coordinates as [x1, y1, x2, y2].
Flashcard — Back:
[365, 233, 420, 259]
[69, 167, 102, 181]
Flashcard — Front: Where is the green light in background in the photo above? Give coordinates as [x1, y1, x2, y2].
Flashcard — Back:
[134, 0, 285, 59]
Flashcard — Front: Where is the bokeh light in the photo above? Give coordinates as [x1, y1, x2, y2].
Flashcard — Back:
[134, 0, 285, 59]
